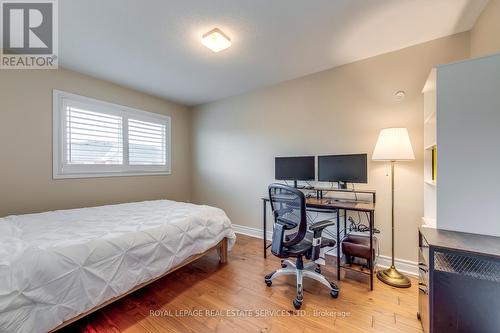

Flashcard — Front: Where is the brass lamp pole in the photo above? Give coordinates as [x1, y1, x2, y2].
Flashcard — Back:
[372, 128, 415, 288]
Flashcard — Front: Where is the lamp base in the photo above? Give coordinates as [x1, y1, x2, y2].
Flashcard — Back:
[377, 266, 411, 288]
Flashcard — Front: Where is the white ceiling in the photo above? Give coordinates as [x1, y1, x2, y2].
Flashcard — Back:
[60, 0, 488, 106]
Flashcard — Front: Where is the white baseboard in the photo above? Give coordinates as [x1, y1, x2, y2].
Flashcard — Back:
[231, 223, 418, 277]
[232, 223, 273, 241]
[377, 255, 418, 277]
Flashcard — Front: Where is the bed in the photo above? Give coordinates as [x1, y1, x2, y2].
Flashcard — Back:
[0, 200, 236, 333]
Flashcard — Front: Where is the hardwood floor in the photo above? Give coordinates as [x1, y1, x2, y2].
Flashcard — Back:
[61, 234, 422, 333]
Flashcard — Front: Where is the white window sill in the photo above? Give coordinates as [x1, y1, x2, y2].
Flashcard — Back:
[53, 171, 171, 180]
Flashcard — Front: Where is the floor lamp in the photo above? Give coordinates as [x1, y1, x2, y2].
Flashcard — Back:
[372, 128, 415, 288]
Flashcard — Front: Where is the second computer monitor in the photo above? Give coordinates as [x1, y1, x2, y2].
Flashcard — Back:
[318, 154, 367, 185]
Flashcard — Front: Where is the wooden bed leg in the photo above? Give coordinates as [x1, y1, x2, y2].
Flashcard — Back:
[218, 238, 228, 264]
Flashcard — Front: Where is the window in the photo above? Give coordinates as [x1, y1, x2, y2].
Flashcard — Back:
[53, 90, 171, 178]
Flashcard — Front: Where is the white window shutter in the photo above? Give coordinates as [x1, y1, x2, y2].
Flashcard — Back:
[66, 107, 123, 165]
[128, 119, 166, 166]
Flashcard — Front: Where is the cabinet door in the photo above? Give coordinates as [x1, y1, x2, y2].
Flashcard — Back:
[433, 250, 500, 333]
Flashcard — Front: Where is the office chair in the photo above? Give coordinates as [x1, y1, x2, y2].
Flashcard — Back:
[265, 183, 339, 309]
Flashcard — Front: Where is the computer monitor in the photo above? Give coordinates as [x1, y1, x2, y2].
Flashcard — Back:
[318, 154, 367, 188]
[275, 156, 315, 187]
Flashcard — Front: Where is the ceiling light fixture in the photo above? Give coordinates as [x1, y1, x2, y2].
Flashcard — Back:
[202, 28, 231, 53]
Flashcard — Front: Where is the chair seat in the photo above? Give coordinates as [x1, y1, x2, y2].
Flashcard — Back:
[283, 240, 313, 256]
[283, 232, 336, 256]
[286, 232, 336, 247]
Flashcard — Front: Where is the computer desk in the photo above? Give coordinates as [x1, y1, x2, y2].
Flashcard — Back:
[261, 191, 376, 290]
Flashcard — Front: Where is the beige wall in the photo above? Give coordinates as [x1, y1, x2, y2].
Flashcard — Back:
[0, 68, 191, 217]
[2, 9, 493, 260]
[471, 0, 500, 57]
[191, 33, 470, 262]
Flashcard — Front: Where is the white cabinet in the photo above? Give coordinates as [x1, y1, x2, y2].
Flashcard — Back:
[437, 53, 500, 237]
[423, 53, 500, 236]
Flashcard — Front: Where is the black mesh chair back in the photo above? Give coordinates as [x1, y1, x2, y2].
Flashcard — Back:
[268, 183, 308, 257]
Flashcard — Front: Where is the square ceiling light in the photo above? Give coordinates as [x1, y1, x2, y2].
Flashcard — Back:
[202, 28, 231, 52]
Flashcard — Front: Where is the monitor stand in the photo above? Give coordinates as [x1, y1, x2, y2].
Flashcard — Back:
[338, 181, 348, 190]
[292, 181, 313, 190]
[292, 180, 309, 189]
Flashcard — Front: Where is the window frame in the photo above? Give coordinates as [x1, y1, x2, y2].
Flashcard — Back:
[53, 90, 171, 179]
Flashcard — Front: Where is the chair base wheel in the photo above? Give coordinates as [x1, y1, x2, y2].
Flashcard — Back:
[293, 299, 302, 310]
[265, 279, 272, 287]
[330, 290, 339, 298]
[315, 267, 321, 274]
[281, 263, 287, 268]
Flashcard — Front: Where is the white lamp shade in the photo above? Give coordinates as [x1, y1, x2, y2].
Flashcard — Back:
[372, 128, 415, 161]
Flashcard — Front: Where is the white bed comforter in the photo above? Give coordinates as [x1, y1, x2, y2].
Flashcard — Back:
[0, 200, 235, 333]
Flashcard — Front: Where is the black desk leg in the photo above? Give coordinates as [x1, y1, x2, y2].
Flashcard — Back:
[336, 209, 340, 281]
[263, 200, 267, 258]
[344, 209, 347, 238]
[369, 210, 374, 291]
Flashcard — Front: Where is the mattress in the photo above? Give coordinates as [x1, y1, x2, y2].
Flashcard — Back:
[0, 200, 235, 333]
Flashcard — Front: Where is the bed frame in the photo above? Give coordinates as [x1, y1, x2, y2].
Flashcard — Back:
[49, 237, 228, 332]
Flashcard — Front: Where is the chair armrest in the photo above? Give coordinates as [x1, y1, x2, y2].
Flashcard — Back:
[308, 219, 335, 261]
[309, 219, 335, 232]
